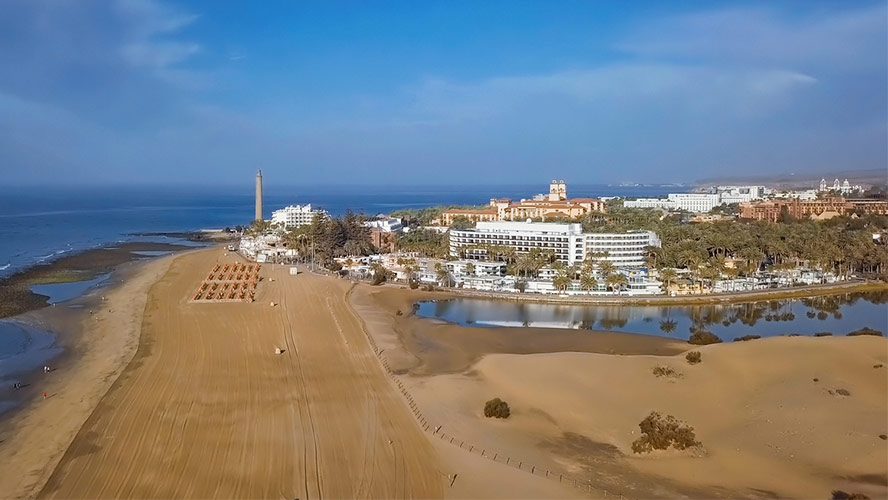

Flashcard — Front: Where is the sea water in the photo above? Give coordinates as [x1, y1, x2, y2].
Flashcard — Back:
[0, 320, 62, 389]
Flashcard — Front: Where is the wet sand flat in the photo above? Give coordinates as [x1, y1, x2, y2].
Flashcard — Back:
[39, 249, 442, 499]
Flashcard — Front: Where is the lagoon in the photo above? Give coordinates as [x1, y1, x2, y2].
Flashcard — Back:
[29, 274, 110, 304]
[416, 292, 888, 341]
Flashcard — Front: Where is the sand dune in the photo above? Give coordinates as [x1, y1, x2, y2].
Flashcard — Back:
[411, 337, 888, 499]
[39, 249, 442, 499]
[352, 284, 888, 499]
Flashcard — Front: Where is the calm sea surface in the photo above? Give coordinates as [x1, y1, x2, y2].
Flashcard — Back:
[417, 293, 888, 340]
[0, 183, 673, 279]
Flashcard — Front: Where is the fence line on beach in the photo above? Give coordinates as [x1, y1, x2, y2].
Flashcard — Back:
[347, 288, 634, 500]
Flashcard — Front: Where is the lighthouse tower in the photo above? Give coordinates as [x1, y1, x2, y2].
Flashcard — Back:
[255, 170, 263, 221]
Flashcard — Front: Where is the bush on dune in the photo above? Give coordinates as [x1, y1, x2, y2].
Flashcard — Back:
[685, 351, 701, 364]
[631, 411, 700, 454]
[847, 327, 883, 337]
[483, 398, 511, 419]
[831, 491, 871, 500]
[733, 335, 761, 342]
[688, 331, 722, 345]
[652, 365, 680, 377]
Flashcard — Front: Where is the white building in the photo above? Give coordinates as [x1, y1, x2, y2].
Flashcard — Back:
[666, 193, 722, 212]
[270, 204, 328, 228]
[363, 215, 404, 233]
[772, 189, 819, 200]
[820, 178, 861, 195]
[623, 198, 676, 210]
[624, 192, 737, 212]
[446, 260, 507, 277]
[715, 185, 765, 204]
[449, 221, 660, 268]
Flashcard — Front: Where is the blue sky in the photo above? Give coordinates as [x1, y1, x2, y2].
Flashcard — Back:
[1, 0, 885, 186]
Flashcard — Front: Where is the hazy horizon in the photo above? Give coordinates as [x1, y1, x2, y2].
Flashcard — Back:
[1, 1, 886, 186]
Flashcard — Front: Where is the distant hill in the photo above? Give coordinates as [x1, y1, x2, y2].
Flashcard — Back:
[695, 169, 887, 189]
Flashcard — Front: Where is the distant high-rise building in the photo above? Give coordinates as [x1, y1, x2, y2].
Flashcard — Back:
[255, 170, 263, 221]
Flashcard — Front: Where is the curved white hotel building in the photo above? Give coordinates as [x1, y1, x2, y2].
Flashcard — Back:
[270, 204, 328, 228]
[449, 221, 660, 268]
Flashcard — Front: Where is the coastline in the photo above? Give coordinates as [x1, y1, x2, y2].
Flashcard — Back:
[392, 279, 888, 306]
[0, 241, 202, 319]
[0, 248, 196, 499]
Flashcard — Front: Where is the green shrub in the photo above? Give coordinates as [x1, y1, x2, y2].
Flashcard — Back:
[688, 331, 722, 345]
[408, 279, 419, 289]
[831, 491, 871, 500]
[835, 388, 851, 396]
[814, 332, 833, 337]
[631, 411, 701, 454]
[733, 334, 761, 342]
[652, 366, 679, 378]
[483, 398, 511, 419]
[685, 351, 701, 364]
[847, 327, 884, 337]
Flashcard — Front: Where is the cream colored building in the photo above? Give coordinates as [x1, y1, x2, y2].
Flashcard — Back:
[441, 180, 605, 226]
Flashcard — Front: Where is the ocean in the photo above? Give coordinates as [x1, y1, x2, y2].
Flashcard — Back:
[0, 183, 674, 279]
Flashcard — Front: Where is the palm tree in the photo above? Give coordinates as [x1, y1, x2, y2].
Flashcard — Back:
[606, 272, 628, 293]
[434, 262, 453, 287]
[658, 267, 677, 293]
[598, 260, 616, 280]
[553, 265, 572, 292]
[580, 269, 598, 292]
[644, 245, 665, 270]
[465, 262, 475, 276]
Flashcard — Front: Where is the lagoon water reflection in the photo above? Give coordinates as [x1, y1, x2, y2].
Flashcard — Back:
[416, 292, 888, 341]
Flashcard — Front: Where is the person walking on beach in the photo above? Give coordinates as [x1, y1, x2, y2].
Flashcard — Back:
[43, 392, 47, 399]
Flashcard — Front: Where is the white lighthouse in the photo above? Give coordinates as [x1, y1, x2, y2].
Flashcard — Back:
[255, 170, 263, 221]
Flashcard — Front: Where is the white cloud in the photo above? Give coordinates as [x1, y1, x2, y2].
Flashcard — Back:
[403, 65, 819, 124]
[617, 4, 887, 71]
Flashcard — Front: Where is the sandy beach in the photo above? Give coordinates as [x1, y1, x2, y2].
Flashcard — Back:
[37, 248, 443, 499]
[0, 253, 179, 499]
